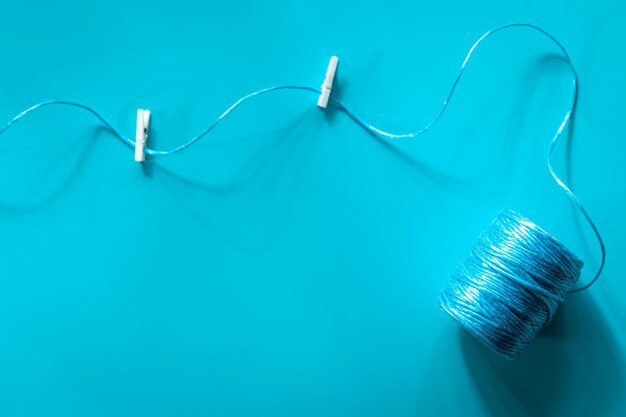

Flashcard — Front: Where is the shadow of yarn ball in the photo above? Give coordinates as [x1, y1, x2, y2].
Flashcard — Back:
[461, 294, 624, 417]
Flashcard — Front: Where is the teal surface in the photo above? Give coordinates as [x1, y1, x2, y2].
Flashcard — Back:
[1, 1, 625, 416]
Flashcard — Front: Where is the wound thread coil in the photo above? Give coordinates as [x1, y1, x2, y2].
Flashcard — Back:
[439, 209, 584, 359]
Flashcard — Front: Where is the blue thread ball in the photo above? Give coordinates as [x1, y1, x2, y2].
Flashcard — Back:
[439, 209, 584, 359]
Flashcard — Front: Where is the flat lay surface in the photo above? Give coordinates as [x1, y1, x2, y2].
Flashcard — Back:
[0, 1, 625, 416]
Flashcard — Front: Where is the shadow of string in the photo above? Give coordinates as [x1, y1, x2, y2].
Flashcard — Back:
[0, 126, 101, 214]
[148, 111, 320, 252]
[460, 294, 624, 417]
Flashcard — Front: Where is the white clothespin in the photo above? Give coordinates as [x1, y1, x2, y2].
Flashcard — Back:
[317, 56, 339, 108]
[135, 108, 151, 162]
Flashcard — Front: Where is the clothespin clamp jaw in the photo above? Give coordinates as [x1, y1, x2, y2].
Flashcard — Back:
[134, 108, 151, 162]
[317, 56, 339, 108]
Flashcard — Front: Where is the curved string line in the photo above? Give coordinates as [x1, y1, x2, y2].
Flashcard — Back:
[331, 22, 605, 291]
[0, 23, 605, 290]
[146, 85, 319, 155]
[0, 100, 133, 147]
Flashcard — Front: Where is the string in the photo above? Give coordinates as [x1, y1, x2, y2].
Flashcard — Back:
[0, 23, 605, 290]
[439, 209, 584, 359]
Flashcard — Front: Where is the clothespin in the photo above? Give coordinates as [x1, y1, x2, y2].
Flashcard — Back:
[134, 108, 151, 162]
[317, 56, 339, 108]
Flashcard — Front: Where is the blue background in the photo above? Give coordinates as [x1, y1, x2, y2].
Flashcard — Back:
[1, 1, 625, 416]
